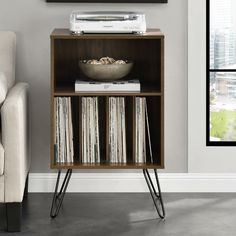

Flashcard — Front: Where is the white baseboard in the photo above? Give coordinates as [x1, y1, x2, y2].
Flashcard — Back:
[28, 173, 236, 193]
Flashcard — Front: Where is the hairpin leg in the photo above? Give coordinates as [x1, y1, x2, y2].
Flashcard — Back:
[50, 169, 72, 218]
[143, 169, 165, 219]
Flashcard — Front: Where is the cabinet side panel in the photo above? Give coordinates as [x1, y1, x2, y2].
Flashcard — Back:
[161, 37, 165, 168]
[98, 97, 107, 163]
[71, 97, 80, 162]
[50, 38, 55, 167]
[125, 97, 134, 163]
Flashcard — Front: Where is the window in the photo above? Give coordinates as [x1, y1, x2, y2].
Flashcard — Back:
[207, 0, 236, 145]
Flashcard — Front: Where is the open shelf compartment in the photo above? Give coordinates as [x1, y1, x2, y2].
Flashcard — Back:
[52, 38, 163, 94]
[51, 95, 163, 169]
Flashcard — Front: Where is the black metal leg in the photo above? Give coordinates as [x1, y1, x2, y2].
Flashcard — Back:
[143, 169, 165, 219]
[57, 169, 71, 198]
[50, 169, 72, 218]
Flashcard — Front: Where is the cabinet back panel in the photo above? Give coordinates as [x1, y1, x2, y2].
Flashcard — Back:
[53, 39, 161, 90]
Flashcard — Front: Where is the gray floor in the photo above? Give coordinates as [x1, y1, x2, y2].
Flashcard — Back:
[1, 193, 236, 235]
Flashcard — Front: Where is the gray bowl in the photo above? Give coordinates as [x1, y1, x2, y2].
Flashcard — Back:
[79, 60, 133, 81]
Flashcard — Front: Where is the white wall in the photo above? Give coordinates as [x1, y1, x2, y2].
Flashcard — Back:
[188, 0, 236, 173]
[0, 0, 188, 173]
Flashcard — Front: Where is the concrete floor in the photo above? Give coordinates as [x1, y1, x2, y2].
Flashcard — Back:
[0, 193, 236, 235]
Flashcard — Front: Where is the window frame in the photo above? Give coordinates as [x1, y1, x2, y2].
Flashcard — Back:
[206, 0, 236, 146]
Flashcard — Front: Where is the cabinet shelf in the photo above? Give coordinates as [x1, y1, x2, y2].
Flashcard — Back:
[54, 85, 162, 97]
[50, 29, 164, 169]
[51, 28, 164, 40]
[51, 162, 163, 169]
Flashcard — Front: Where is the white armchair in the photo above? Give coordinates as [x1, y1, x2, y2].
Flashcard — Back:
[0, 31, 30, 232]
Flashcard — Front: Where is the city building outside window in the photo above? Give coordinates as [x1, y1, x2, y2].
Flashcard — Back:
[207, 0, 236, 145]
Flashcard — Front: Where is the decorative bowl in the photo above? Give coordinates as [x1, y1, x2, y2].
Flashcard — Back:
[79, 60, 133, 81]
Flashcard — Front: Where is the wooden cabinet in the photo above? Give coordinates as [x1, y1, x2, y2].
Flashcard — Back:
[50, 29, 164, 169]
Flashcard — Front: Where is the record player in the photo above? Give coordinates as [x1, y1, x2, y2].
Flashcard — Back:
[70, 11, 146, 34]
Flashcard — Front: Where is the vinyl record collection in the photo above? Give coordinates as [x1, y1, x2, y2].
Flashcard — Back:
[54, 96, 152, 164]
[81, 97, 100, 163]
[108, 97, 127, 163]
[135, 97, 146, 163]
[54, 97, 74, 163]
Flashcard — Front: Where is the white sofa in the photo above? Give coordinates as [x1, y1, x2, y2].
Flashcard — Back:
[0, 31, 30, 232]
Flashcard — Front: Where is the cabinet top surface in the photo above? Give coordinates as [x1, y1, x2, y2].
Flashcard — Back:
[51, 28, 164, 39]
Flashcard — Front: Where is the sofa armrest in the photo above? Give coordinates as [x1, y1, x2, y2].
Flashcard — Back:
[1, 82, 30, 202]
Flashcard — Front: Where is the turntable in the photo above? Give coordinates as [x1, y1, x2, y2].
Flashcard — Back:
[70, 11, 146, 34]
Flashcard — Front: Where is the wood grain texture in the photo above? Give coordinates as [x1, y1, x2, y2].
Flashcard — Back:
[50, 29, 164, 169]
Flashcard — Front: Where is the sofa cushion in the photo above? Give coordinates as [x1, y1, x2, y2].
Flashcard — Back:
[0, 138, 4, 176]
[0, 31, 16, 89]
[0, 72, 8, 105]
